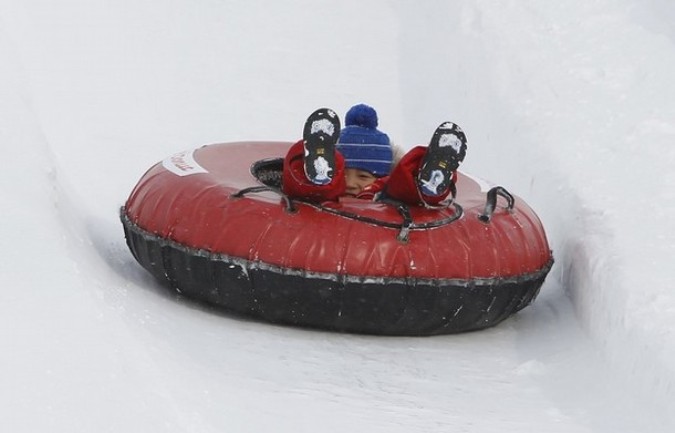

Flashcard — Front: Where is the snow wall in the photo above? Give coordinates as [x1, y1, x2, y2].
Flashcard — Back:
[1, 0, 675, 429]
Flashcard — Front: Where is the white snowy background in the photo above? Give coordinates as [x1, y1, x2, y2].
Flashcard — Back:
[1, 0, 675, 431]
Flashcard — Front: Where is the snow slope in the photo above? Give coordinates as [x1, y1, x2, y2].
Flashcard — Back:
[1, 0, 674, 431]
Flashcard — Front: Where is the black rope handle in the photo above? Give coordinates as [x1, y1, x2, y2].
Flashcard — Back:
[377, 198, 414, 243]
[239, 157, 464, 241]
[478, 186, 515, 223]
[233, 184, 464, 242]
[232, 185, 296, 213]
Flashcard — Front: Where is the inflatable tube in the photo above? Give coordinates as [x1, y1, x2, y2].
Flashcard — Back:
[121, 142, 553, 335]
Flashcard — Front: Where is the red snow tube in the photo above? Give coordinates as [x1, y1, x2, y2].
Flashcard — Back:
[121, 141, 553, 335]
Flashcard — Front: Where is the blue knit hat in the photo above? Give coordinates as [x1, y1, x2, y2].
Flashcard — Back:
[337, 104, 393, 177]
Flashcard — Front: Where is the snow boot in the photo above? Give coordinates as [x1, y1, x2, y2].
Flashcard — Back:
[302, 108, 341, 185]
[417, 122, 467, 197]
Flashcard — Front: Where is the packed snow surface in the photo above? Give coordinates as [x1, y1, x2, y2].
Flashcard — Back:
[1, 1, 674, 431]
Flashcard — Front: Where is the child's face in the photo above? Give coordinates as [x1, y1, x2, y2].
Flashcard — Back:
[345, 168, 377, 197]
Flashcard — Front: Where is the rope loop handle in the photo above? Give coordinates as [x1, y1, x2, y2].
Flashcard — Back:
[478, 186, 515, 223]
